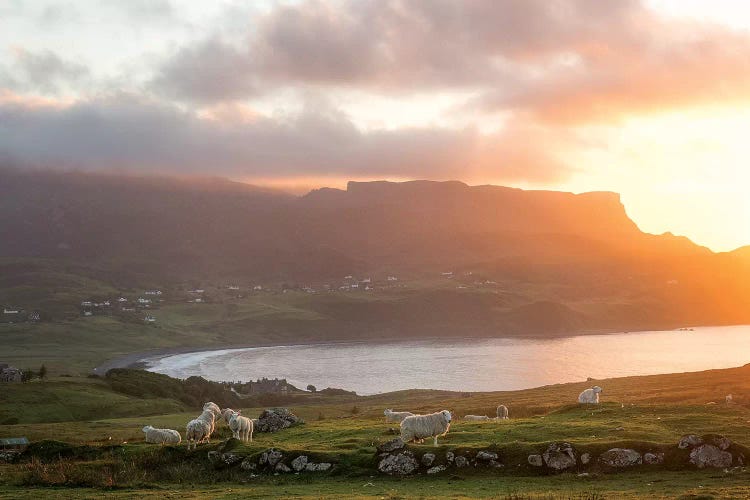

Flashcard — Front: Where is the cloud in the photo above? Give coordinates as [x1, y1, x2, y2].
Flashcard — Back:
[1, 48, 88, 94]
[0, 92, 571, 183]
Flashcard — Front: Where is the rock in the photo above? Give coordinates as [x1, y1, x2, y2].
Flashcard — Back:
[709, 435, 732, 451]
[259, 448, 284, 467]
[476, 451, 498, 461]
[378, 452, 418, 476]
[256, 408, 304, 433]
[528, 454, 544, 467]
[488, 460, 504, 469]
[542, 442, 578, 472]
[644, 452, 665, 465]
[598, 448, 642, 468]
[275, 462, 291, 473]
[454, 456, 469, 468]
[305, 462, 332, 471]
[207, 450, 221, 466]
[427, 464, 448, 474]
[421, 453, 436, 467]
[377, 438, 405, 453]
[678, 435, 703, 449]
[689, 444, 733, 469]
[221, 452, 244, 467]
[291, 455, 308, 471]
[0, 451, 20, 463]
[580, 453, 591, 465]
[240, 458, 257, 471]
[446, 451, 455, 463]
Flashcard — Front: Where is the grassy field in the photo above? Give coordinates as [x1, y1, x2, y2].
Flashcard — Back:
[2, 365, 750, 498]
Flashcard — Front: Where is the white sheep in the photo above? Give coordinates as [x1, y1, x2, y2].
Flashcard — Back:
[227, 410, 253, 442]
[463, 415, 491, 421]
[221, 407, 236, 426]
[400, 410, 452, 447]
[142, 425, 181, 444]
[186, 409, 216, 450]
[384, 409, 415, 423]
[578, 386, 602, 404]
[726, 394, 733, 404]
[496, 405, 509, 419]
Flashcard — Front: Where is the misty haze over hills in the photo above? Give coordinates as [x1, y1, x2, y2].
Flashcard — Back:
[1, 167, 749, 335]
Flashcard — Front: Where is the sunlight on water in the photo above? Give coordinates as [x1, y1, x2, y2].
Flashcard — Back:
[145, 325, 750, 395]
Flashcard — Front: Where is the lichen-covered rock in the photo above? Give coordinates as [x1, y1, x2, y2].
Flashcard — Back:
[256, 408, 304, 433]
[221, 452, 244, 467]
[291, 455, 308, 471]
[543, 442, 578, 472]
[454, 456, 469, 468]
[421, 453, 435, 467]
[240, 458, 257, 471]
[259, 448, 284, 467]
[0, 451, 19, 463]
[378, 451, 418, 475]
[580, 453, 591, 465]
[446, 451, 455, 463]
[689, 444, 733, 468]
[377, 438, 405, 453]
[476, 451, 498, 461]
[427, 464, 448, 474]
[708, 435, 732, 451]
[488, 460, 503, 469]
[528, 454, 544, 467]
[678, 435, 703, 449]
[598, 448, 642, 468]
[305, 462, 332, 472]
[644, 452, 665, 465]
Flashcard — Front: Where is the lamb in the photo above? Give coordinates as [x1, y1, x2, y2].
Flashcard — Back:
[578, 386, 603, 404]
[227, 410, 253, 442]
[142, 425, 181, 444]
[384, 409, 415, 423]
[463, 415, 491, 421]
[496, 405, 509, 419]
[221, 407, 236, 426]
[400, 410, 452, 447]
[186, 409, 216, 450]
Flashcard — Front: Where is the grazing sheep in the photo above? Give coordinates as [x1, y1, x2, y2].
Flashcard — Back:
[142, 425, 181, 445]
[496, 405, 509, 419]
[400, 410, 452, 447]
[726, 394, 733, 404]
[463, 415, 491, 421]
[578, 386, 603, 404]
[384, 409, 415, 423]
[227, 410, 253, 442]
[186, 409, 216, 450]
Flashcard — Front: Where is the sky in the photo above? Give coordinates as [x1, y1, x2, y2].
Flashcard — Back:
[1, 0, 749, 252]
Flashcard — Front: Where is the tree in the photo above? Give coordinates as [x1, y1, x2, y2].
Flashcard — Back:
[306, 384, 317, 393]
[39, 364, 47, 380]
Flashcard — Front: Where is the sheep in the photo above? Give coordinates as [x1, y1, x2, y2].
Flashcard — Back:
[384, 408, 415, 423]
[221, 407, 236, 426]
[400, 410, 452, 447]
[227, 410, 253, 442]
[496, 405, 509, 419]
[578, 386, 603, 404]
[726, 394, 733, 404]
[186, 409, 216, 450]
[142, 425, 181, 445]
[463, 415, 491, 421]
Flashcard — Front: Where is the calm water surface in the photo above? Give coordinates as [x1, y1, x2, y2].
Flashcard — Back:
[145, 325, 750, 395]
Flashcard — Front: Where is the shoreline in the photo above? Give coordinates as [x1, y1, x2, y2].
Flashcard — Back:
[91, 323, 706, 376]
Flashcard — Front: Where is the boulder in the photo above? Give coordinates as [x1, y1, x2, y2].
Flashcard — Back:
[598, 448, 642, 468]
[446, 451, 455, 463]
[427, 464, 448, 474]
[708, 435, 732, 451]
[476, 451, 498, 461]
[454, 456, 469, 468]
[0, 451, 20, 463]
[678, 435, 703, 449]
[305, 462, 332, 472]
[291, 455, 308, 472]
[543, 442, 578, 472]
[275, 462, 291, 473]
[256, 408, 304, 433]
[259, 448, 284, 467]
[421, 453, 436, 467]
[689, 444, 733, 469]
[528, 454, 544, 467]
[377, 438, 405, 453]
[378, 451, 418, 475]
[240, 458, 257, 471]
[488, 460, 504, 469]
[580, 453, 591, 465]
[644, 452, 664, 465]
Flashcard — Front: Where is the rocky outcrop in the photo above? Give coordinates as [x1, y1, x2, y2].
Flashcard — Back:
[598, 448, 642, 468]
[421, 453, 435, 467]
[255, 408, 304, 433]
[644, 452, 664, 465]
[378, 451, 419, 475]
[291, 455, 308, 471]
[689, 445, 733, 469]
[377, 438, 405, 453]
